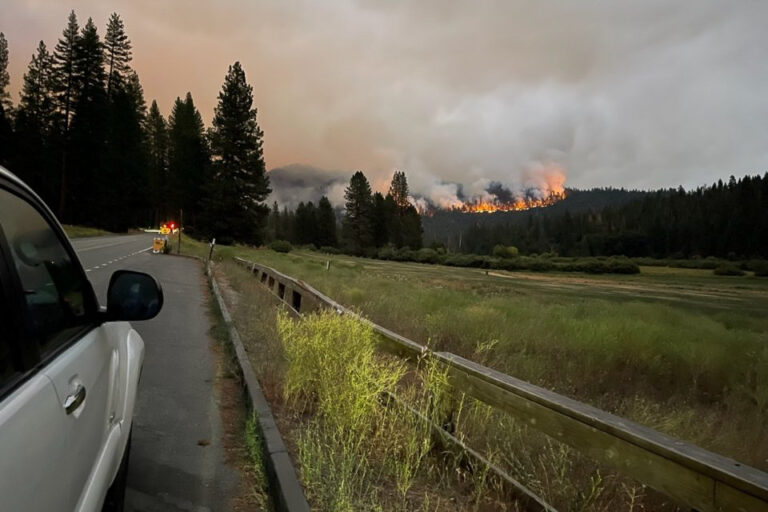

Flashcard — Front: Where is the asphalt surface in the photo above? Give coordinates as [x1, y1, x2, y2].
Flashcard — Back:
[72, 233, 242, 512]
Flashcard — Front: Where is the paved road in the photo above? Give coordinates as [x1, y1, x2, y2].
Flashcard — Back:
[72, 233, 242, 512]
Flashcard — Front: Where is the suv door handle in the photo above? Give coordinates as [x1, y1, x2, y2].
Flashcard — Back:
[63, 385, 86, 415]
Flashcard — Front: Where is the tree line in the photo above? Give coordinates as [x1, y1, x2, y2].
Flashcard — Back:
[267, 170, 423, 254]
[459, 174, 768, 259]
[0, 13, 270, 243]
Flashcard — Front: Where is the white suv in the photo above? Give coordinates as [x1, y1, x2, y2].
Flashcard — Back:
[0, 167, 162, 511]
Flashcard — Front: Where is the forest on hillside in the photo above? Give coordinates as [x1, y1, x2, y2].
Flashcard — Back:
[452, 174, 768, 259]
[0, 13, 269, 243]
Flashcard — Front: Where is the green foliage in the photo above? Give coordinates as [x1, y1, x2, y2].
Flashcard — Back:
[752, 261, 768, 277]
[103, 13, 132, 99]
[492, 244, 518, 258]
[316, 196, 337, 247]
[61, 224, 111, 238]
[341, 171, 374, 254]
[713, 263, 745, 276]
[146, 100, 168, 225]
[202, 62, 270, 244]
[443, 253, 491, 268]
[319, 245, 340, 254]
[3, 13, 281, 236]
[12, 41, 59, 206]
[377, 245, 396, 260]
[437, 174, 768, 260]
[276, 310, 468, 510]
[388, 170, 410, 209]
[224, 251, 768, 508]
[413, 247, 440, 264]
[0, 33, 10, 109]
[168, 93, 209, 228]
[294, 201, 317, 245]
[269, 239, 292, 253]
[244, 414, 272, 510]
[279, 311, 406, 431]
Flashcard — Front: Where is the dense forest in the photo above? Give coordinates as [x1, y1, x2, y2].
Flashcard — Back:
[267, 170, 423, 255]
[0, 13, 270, 244]
[450, 175, 768, 259]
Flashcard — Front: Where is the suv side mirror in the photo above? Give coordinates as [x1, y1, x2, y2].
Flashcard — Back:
[106, 270, 164, 321]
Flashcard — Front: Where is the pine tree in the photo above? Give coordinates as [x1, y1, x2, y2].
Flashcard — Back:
[0, 33, 13, 168]
[13, 41, 60, 204]
[316, 196, 337, 247]
[371, 192, 390, 248]
[267, 201, 281, 241]
[104, 68, 148, 230]
[168, 93, 209, 230]
[294, 201, 318, 245]
[104, 13, 132, 99]
[52, 10, 80, 218]
[203, 61, 270, 243]
[389, 170, 410, 209]
[0, 33, 11, 110]
[53, 11, 80, 132]
[401, 204, 423, 249]
[19, 42, 57, 124]
[385, 171, 422, 248]
[67, 17, 107, 224]
[146, 100, 169, 224]
[342, 171, 373, 254]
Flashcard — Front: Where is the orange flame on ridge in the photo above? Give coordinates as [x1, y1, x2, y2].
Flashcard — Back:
[457, 190, 566, 213]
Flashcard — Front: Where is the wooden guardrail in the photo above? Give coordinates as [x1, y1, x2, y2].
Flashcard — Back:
[234, 256, 768, 512]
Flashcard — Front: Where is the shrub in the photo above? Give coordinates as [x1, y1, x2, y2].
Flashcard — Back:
[713, 263, 745, 276]
[526, 258, 556, 272]
[391, 248, 414, 261]
[492, 244, 519, 259]
[607, 258, 641, 274]
[269, 240, 293, 253]
[752, 260, 768, 277]
[443, 253, 489, 268]
[377, 246, 396, 260]
[413, 248, 440, 264]
[319, 246, 340, 254]
[492, 258, 523, 271]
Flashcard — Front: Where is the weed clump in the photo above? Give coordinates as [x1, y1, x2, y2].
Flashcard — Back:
[269, 239, 293, 253]
[713, 263, 745, 276]
[277, 310, 480, 510]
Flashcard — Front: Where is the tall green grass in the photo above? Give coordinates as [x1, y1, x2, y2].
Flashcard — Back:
[225, 249, 768, 472]
[277, 309, 498, 511]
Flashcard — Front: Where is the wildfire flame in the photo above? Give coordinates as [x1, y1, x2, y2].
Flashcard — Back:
[457, 190, 566, 213]
[413, 164, 568, 215]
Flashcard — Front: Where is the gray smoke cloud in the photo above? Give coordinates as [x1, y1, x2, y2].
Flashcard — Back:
[5, 0, 768, 203]
[267, 165, 350, 210]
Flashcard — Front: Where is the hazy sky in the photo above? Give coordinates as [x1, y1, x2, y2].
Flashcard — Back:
[4, 0, 768, 197]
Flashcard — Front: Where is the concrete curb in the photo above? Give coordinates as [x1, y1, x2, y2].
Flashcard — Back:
[208, 268, 311, 512]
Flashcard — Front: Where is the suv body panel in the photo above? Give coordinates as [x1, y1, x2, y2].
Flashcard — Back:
[0, 166, 147, 511]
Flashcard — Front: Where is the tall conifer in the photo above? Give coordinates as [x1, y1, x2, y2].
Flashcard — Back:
[203, 61, 270, 243]
[342, 171, 373, 254]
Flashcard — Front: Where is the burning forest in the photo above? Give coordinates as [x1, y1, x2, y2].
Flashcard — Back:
[413, 165, 567, 215]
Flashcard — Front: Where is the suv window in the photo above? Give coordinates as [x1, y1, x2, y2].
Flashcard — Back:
[0, 189, 92, 356]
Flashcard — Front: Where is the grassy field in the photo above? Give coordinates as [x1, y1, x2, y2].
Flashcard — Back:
[61, 224, 113, 238]
[199, 242, 768, 509]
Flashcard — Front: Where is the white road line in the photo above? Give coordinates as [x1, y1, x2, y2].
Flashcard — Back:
[84, 246, 152, 272]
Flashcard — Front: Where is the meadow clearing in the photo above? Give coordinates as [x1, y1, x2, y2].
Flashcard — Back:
[187, 237, 768, 510]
